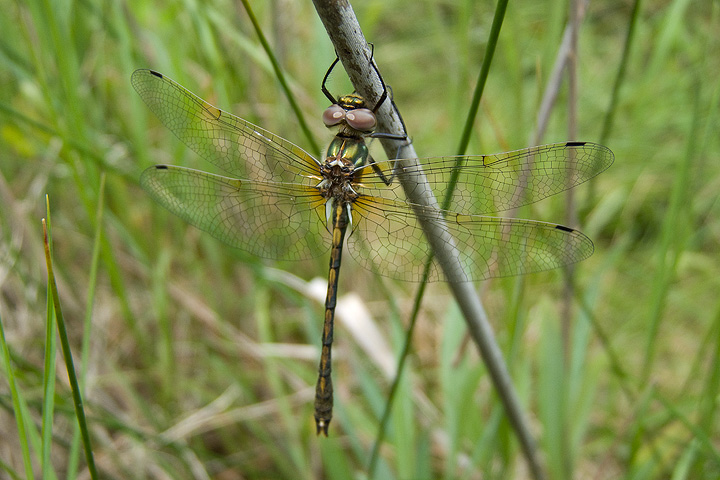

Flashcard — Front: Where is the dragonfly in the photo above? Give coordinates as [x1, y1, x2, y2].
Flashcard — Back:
[131, 61, 613, 436]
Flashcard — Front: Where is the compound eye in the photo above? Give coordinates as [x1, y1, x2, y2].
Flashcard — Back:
[345, 108, 376, 131]
[323, 104, 346, 127]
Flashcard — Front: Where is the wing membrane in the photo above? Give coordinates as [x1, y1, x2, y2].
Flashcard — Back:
[349, 194, 593, 282]
[140, 165, 327, 261]
[132, 69, 321, 184]
[356, 142, 613, 215]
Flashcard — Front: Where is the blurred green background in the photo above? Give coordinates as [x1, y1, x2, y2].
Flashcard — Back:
[1, 0, 719, 479]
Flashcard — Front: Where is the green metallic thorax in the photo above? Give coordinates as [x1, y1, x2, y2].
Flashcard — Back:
[325, 135, 369, 169]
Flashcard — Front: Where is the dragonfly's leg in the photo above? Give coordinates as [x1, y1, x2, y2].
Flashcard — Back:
[366, 129, 413, 186]
[389, 91, 409, 137]
[368, 52, 410, 140]
[367, 44, 391, 113]
[369, 153, 395, 186]
[321, 56, 341, 104]
[323, 44, 381, 106]
[391, 136, 414, 175]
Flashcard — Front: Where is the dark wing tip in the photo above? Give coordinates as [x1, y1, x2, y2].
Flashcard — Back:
[139, 165, 170, 187]
[554, 224, 596, 260]
[566, 140, 615, 173]
[554, 224, 575, 233]
[130, 69, 164, 83]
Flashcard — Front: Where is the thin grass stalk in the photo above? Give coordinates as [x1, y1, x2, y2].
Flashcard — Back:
[528, 0, 589, 147]
[310, 1, 544, 479]
[41, 246, 57, 480]
[42, 197, 98, 479]
[641, 81, 698, 384]
[0, 315, 34, 479]
[453, 0, 508, 159]
[573, 277, 635, 397]
[691, 304, 720, 474]
[598, 0, 642, 145]
[67, 175, 105, 477]
[239, 0, 322, 158]
[563, 0, 580, 335]
[79, 174, 105, 390]
[367, 279, 429, 477]
[654, 393, 720, 463]
[24, 0, 140, 353]
[41, 192, 58, 480]
[253, 283, 309, 473]
[700, 305, 720, 419]
[560, 0, 581, 475]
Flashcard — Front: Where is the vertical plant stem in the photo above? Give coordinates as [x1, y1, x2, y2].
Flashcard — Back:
[454, 0, 508, 158]
[0, 313, 34, 478]
[42, 197, 99, 480]
[239, 0, 322, 157]
[528, 0, 588, 146]
[642, 79, 699, 384]
[564, 0, 580, 338]
[41, 246, 57, 480]
[598, 0, 643, 145]
[67, 174, 105, 478]
[561, 0, 580, 473]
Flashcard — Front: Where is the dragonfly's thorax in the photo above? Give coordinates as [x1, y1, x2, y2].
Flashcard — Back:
[316, 153, 359, 230]
[325, 136, 369, 169]
[317, 153, 358, 231]
[318, 136, 368, 200]
[318, 158, 358, 201]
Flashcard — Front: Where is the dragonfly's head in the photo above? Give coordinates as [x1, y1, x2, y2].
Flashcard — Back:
[323, 94, 376, 133]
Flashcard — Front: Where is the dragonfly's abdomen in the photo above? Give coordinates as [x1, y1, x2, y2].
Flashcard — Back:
[314, 201, 350, 435]
[313, 119, 371, 435]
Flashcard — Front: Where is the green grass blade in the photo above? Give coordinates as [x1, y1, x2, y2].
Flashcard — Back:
[452, 0, 508, 159]
[253, 282, 309, 475]
[598, 0, 642, 144]
[688, 301, 720, 475]
[0, 314, 34, 479]
[42, 196, 99, 479]
[67, 174, 105, 479]
[240, 0, 322, 158]
[41, 229, 57, 479]
[641, 79, 700, 383]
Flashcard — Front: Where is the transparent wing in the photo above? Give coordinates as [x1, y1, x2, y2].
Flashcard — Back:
[140, 165, 328, 261]
[349, 194, 593, 282]
[133, 70, 608, 280]
[132, 69, 322, 184]
[357, 142, 614, 215]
